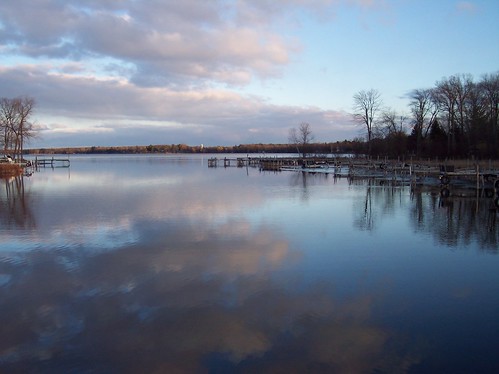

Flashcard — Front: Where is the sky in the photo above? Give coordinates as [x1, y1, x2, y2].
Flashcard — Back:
[0, 0, 498, 148]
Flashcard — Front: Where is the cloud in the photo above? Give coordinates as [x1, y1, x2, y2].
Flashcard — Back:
[0, 0, 367, 147]
[0, 65, 355, 146]
[0, 0, 296, 87]
[2, 0, 375, 88]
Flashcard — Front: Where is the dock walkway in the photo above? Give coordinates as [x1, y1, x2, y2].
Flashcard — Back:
[208, 156, 499, 206]
[33, 156, 70, 168]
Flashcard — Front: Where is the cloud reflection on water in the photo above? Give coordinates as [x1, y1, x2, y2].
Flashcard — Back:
[3, 157, 498, 372]
[0, 214, 417, 373]
[1, 162, 268, 251]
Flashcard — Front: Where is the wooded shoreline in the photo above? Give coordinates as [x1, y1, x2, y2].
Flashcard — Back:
[24, 142, 353, 155]
[21, 142, 499, 160]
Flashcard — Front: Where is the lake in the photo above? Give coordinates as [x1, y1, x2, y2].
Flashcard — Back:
[1, 154, 498, 373]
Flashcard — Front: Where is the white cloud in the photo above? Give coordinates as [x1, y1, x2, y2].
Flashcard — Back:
[6, 0, 471, 147]
[0, 0, 299, 88]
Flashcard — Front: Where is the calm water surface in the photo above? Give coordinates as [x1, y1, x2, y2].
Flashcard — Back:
[1, 154, 498, 373]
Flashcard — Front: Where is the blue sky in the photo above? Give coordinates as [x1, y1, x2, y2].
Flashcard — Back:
[0, 0, 498, 148]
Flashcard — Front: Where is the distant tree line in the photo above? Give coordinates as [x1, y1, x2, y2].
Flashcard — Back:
[0, 96, 36, 160]
[18, 70, 499, 160]
[353, 71, 499, 159]
[26, 140, 364, 156]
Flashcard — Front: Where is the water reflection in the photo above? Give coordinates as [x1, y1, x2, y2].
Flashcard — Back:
[0, 175, 36, 230]
[410, 189, 498, 251]
[0, 217, 417, 373]
[0, 157, 498, 372]
[346, 178, 498, 251]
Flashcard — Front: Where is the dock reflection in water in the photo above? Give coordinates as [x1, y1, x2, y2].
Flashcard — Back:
[0, 155, 498, 373]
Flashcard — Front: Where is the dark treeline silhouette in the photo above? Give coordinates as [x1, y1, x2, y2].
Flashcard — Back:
[364, 72, 499, 159]
[407, 72, 499, 159]
[26, 140, 363, 156]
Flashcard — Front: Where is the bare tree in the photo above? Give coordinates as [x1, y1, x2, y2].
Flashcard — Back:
[352, 89, 382, 156]
[16, 96, 36, 159]
[1, 98, 18, 153]
[0, 96, 36, 161]
[452, 74, 474, 136]
[379, 109, 408, 157]
[434, 78, 458, 154]
[409, 88, 439, 156]
[289, 122, 314, 158]
[434, 74, 476, 155]
[479, 72, 499, 155]
[380, 109, 407, 136]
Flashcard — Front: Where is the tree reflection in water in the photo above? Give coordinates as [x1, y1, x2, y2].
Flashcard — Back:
[0, 175, 36, 230]
[412, 189, 498, 251]
[349, 178, 498, 252]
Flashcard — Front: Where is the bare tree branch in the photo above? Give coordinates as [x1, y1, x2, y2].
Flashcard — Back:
[289, 122, 314, 158]
[352, 89, 382, 156]
[0, 96, 37, 160]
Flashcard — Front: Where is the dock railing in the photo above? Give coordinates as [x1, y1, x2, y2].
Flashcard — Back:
[34, 156, 70, 168]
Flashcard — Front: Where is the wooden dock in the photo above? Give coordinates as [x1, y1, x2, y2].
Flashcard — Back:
[208, 156, 499, 207]
[208, 157, 262, 168]
[208, 156, 498, 178]
[208, 156, 306, 170]
[33, 156, 70, 168]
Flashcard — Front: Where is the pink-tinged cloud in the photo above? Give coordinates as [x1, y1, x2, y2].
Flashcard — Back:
[0, 65, 356, 147]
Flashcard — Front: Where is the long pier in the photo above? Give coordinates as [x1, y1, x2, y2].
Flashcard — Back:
[207, 156, 499, 178]
[208, 156, 499, 206]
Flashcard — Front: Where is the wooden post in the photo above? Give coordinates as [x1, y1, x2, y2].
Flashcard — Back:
[475, 163, 479, 214]
[476, 164, 479, 191]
